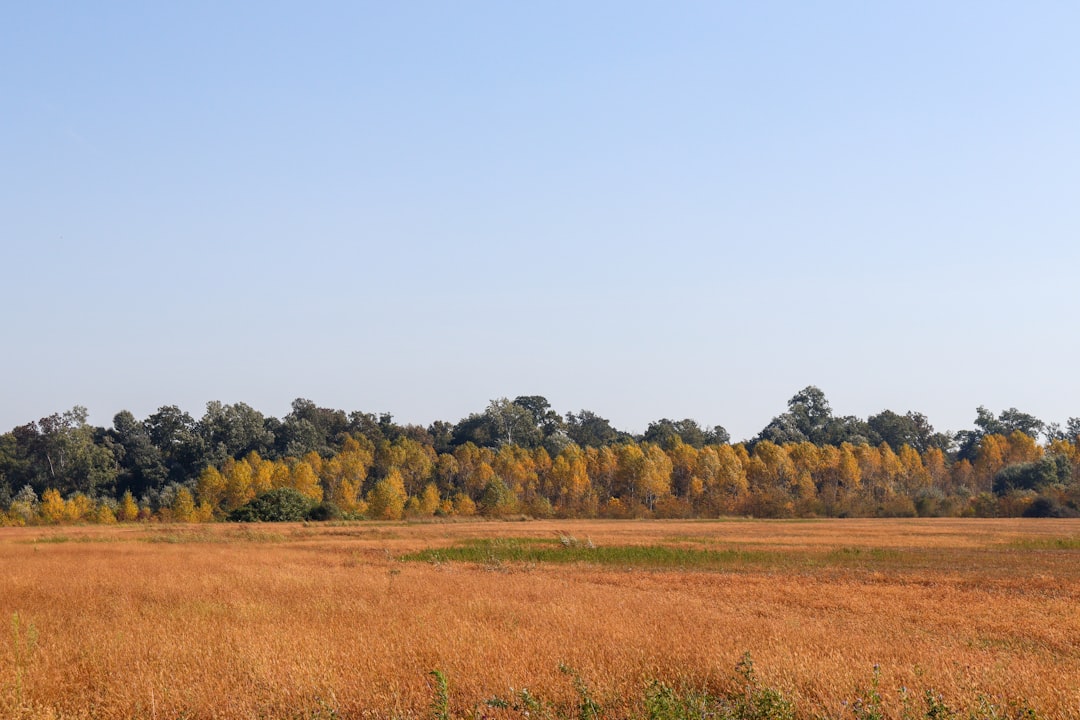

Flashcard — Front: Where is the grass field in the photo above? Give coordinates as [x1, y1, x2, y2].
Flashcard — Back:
[1, 519, 1078, 719]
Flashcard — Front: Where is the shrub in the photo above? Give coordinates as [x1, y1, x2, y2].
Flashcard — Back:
[1022, 495, 1076, 518]
[227, 487, 314, 522]
[994, 455, 1071, 495]
[308, 501, 343, 521]
[479, 478, 516, 517]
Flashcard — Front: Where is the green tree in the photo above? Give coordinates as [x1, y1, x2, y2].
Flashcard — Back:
[197, 401, 275, 467]
[485, 398, 541, 448]
[109, 410, 167, 498]
[145, 405, 206, 482]
[565, 410, 622, 447]
[17, 408, 117, 496]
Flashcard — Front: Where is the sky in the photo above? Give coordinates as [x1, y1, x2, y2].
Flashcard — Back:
[2, 2, 1079, 442]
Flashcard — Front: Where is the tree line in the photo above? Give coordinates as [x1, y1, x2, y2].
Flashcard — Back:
[1, 388, 1077, 525]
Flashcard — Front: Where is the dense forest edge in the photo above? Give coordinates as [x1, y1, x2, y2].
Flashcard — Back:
[2, 387, 1078, 525]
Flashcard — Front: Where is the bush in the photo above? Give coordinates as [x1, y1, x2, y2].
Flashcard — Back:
[228, 488, 314, 522]
[307, 501, 343, 521]
[1022, 495, 1077, 518]
[994, 455, 1071, 495]
[478, 478, 516, 517]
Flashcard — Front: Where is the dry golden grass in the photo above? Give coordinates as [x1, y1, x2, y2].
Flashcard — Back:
[1, 519, 1078, 719]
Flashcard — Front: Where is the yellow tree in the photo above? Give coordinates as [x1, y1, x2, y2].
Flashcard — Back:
[493, 444, 534, 500]
[815, 444, 858, 512]
[453, 443, 495, 499]
[246, 451, 276, 495]
[815, 445, 842, 508]
[667, 440, 699, 499]
[922, 447, 948, 491]
[613, 443, 646, 507]
[787, 442, 822, 504]
[396, 438, 436, 497]
[301, 451, 325, 477]
[223, 458, 255, 511]
[585, 445, 618, 499]
[290, 460, 324, 502]
[531, 446, 553, 512]
[950, 458, 975, 492]
[1004, 430, 1041, 466]
[320, 453, 370, 514]
[549, 444, 592, 517]
[418, 483, 440, 516]
[172, 487, 197, 523]
[270, 460, 292, 490]
[196, 466, 227, 513]
[876, 443, 903, 499]
[973, 435, 1007, 493]
[689, 445, 719, 513]
[95, 502, 117, 524]
[838, 443, 861, 492]
[118, 490, 140, 522]
[854, 444, 884, 504]
[641, 443, 673, 510]
[433, 453, 460, 496]
[897, 444, 930, 493]
[453, 492, 476, 516]
[63, 493, 93, 522]
[713, 444, 748, 513]
[40, 489, 66, 523]
[747, 441, 794, 494]
[367, 469, 407, 520]
[374, 440, 406, 482]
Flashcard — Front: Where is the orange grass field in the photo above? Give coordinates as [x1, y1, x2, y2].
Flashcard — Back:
[1, 518, 1078, 719]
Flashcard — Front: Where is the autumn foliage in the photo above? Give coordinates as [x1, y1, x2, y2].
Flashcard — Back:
[3, 394, 1079, 526]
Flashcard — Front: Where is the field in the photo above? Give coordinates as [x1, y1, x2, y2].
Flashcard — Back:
[1, 519, 1078, 719]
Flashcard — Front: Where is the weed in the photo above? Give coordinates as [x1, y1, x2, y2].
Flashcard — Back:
[483, 686, 553, 719]
[730, 652, 795, 720]
[402, 539, 777, 571]
[849, 665, 884, 720]
[417, 662, 1049, 720]
[923, 691, 956, 720]
[430, 670, 450, 720]
[643, 680, 716, 720]
[559, 664, 601, 720]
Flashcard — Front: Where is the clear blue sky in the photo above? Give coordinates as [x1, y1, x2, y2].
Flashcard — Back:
[3, 2, 1078, 441]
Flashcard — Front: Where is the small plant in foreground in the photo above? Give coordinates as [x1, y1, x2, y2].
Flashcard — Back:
[730, 652, 795, 720]
[849, 665, 884, 720]
[559, 664, 602, 720]
[484, 686, 554, 719]
[923, 691, 956, 720]
[430, 670, 450, 720]
[420, 660, 1048, 720]
[644, 680, 717, 720]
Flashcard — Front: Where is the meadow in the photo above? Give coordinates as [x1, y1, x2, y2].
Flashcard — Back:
[1, 519, 1077, 719]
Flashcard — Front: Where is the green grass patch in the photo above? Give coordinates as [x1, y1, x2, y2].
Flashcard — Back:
[138, 527, 287, 544]
[401, 537, 937, 573]
[18, 533, 120, 545]
[401, 537, 780, 570]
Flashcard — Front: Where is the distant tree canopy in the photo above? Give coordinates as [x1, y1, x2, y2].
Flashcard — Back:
[2, 389, 1077, 524]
